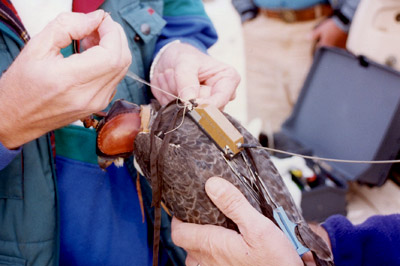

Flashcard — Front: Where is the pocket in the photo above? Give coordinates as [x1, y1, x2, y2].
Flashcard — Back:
[0, 153, 23, 199]
[116, 1, 166, 104]
[119, 2, 166, 44]
[0, 254, 26, 266]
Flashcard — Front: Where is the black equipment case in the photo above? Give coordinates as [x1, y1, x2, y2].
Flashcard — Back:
[273, 47, 400, 222]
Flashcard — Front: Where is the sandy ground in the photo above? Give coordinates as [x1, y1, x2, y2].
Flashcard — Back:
[204, 0, 400, 224]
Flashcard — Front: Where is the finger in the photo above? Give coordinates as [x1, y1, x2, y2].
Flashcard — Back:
[42, 10, 105, 52]
[186, 254, 200, 266]
[205, 177, 273, 237]
[230, 90, 237, 101]
[200, 88, 236, 109]
[175, 65, 200, 102]
[90, 63, 130, 111]
[310, 27, 321, 41]
[154, 73, 175, 104]
[198, 85, 212, 99]
[64, 14, 128, 79]
[179, 85, 202, 105]
[78, 24, 130, 111]
[156, 73, 171, 96]
[164, 68, 178, 95]
[84, 13, 123, 62]
[171, 216, 217, 250]
[117, 18, 131, 65]
[206, 79, 239, 109]
[150, 76, 169, 105]
[171, 216, 243, 254]
[79, 30, 100, 51]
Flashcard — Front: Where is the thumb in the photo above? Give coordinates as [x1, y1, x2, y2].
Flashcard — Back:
[309, 27, 321, 41]
[39, 10, 105, 52]
[205, 177, 267, 236]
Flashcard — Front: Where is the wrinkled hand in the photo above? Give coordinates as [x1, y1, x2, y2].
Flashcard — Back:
[0, 10, 131, 149]
[311, 18, 348, 49]
[151, 42, 240, 109]
[171, 177, 303, 266]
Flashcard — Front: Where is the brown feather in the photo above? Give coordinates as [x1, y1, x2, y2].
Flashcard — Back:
[133, 102, 334, 265]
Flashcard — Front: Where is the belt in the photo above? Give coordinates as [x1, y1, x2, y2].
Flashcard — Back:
[260, 4, 333, 23]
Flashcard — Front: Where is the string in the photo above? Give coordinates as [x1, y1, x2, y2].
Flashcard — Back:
[126, 70, 195, 134]
[126, 71, 203, 110]
[241, 144, 400, 164]
[176, 84, 202, 109]
[126, 70, 181, 102]
[125, 71, 400, 165]
[164, 105, 188, 135]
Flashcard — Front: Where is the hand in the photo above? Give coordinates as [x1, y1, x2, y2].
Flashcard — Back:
[302, 224, 332, 265]
[0, 10, 131, 149]
[171, 177, 303, 266]
[150, 42, 240, 109]
[311, 18, 348, 49]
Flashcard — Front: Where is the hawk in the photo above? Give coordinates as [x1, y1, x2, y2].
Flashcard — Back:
[85, 99, 334, 266]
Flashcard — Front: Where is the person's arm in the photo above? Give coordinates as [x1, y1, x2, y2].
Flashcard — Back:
[322, 214, 400, 265]
[0, 11, 131, 150]
[150, 0, 239, 109]
[171, 177, 303, 266]
[311, 0, 361, 49]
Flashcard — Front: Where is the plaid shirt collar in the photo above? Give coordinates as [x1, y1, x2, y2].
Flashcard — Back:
[0, 0, 29, 43]
[0, 0, 105, 44]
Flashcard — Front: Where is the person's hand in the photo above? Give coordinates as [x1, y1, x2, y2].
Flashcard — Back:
[311, 18, 348, 49]
[0, 10, 131, 149]
[150, 42, 240, 109]
[171, 177, 303, 266]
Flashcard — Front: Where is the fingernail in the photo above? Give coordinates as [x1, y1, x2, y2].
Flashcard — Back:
[205, 177, 226, 199]
[87, 10, 104, 20]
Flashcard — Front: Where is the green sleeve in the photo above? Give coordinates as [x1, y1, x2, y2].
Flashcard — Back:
[163, 0, 208, 17]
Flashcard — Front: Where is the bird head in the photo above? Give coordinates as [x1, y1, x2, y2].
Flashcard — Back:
[82, 99, 155, 169]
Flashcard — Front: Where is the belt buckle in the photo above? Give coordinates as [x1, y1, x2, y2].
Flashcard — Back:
[280, 10, 297, 23]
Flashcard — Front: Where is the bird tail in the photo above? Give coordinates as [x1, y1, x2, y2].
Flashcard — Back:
[313, 254, 335, 266]
[297, 223, 334, 265]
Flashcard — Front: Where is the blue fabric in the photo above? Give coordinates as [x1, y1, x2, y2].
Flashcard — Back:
[154, 15, 218, 56]
[249, 0, 360, 32]
[0, 22, 24, 47]
[253, 0, 328, 10]
[0, 142, 21, 170]
[322, 214, 400, 266]
[56, 155, 152, 266]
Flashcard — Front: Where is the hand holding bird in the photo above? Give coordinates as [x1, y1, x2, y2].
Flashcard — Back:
[171, 177, 305, 266]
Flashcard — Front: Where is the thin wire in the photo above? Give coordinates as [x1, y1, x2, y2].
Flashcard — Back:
[126, 70, 192, 135]
[164, 105, 188, 135]
[126, 70, 180, 102]
[176, 85, 202, 109]
[247, 145, 400, 164]
[127, 70, 400, 165]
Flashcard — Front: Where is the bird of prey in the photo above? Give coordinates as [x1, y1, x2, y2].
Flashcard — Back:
[86, 99, 334, 266]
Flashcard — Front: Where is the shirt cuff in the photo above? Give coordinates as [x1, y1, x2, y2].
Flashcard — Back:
[332, 15, 350, 33]
[322, 214, 362, 265]
[0, 142, 21, 170]
[154, 37, 208, 57]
